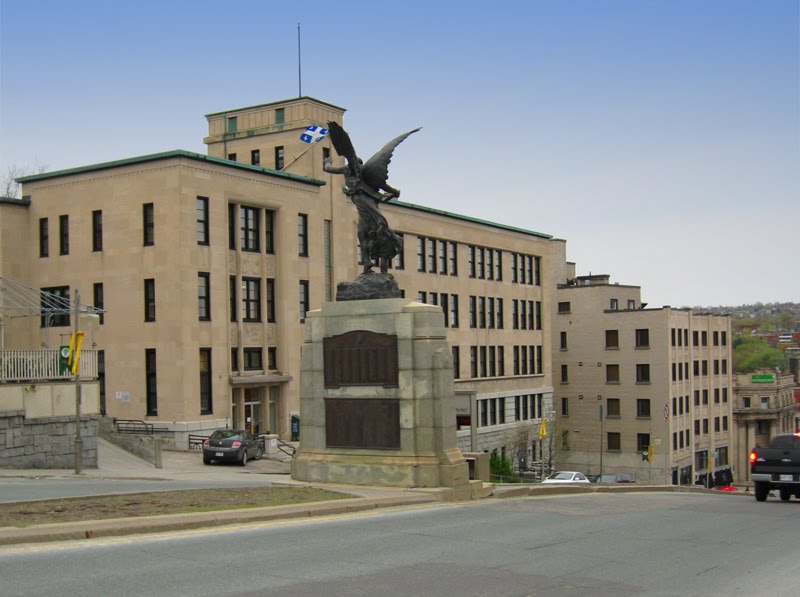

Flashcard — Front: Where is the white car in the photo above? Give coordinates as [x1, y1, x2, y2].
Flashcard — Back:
[542, 471, 591, 484]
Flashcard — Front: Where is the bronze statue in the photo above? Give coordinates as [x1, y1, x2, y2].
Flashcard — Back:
[324, 121, 420, 274]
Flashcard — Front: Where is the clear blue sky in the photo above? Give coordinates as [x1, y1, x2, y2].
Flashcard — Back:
[1, 0, 797, 308]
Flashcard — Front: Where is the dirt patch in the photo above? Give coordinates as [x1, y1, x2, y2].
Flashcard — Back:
[0, 486, 352, 528]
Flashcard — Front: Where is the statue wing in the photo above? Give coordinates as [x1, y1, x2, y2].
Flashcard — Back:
[326, 121, 359, 169]
[361, 128, 421, 192]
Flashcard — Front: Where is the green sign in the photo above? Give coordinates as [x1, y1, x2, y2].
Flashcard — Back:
[751, 374, 776, 383]
[58, 346, 71, 374]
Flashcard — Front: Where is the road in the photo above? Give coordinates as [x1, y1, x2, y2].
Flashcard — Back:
[0, 472, 281, 502]
[2, 491, 797, 597]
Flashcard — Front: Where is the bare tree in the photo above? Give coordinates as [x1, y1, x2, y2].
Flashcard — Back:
[2, 161, 48, 198]
[506, 426, 532, 471]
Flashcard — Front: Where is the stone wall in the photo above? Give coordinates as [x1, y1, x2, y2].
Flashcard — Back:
[0, 410, 99, 469]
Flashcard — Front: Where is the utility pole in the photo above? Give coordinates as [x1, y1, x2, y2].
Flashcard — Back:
[73, 290, 82, 475]
[599, 404, 603, 478]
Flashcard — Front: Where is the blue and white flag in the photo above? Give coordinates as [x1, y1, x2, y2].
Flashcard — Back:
[300, 125, 329, 143]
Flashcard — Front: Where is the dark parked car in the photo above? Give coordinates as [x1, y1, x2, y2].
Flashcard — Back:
[203, 429, 263, 466]
[597, 473, 634, 483]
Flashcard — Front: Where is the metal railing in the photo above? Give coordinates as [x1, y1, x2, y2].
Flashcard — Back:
[115, 419, 169, 435]
[0, 349, 99, 382]
[276, 438, 296, 458]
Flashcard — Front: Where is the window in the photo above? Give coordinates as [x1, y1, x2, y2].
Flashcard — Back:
[59, 214, 69, 255]
[240, 206, 260, 252]
[145, 348, 157, 416]
[558, 301, 570, 314]
[417, 237, 426, 272]
[702, 389, 709, 405]
[714, 417, 720, 432]
[144, 279, 156, 322]
[198, 273, 210, 321]
[449, 295, 459, 327]
[607, 398, 620, 418]
[448, 242, 458, 275]
[196, 197, 209, 245]
[713, 331, 719, 346]
[628, 299, 636, 309]
[266, 278, 276, 323]
[231, 347, 239, 372]
[227, 116, 237, 133]
[199, 348, 212, 415]
[275, 146, 284, 170]
[636, 399, 651, 418]
[251, 149, 260, 166]
[561, 397, 569, 416]
[39, 217, 49, 257]
[605, 329, 619, 349]
[92, 210, 103, 252]
[606, 364, 620, 383]
[275, 108, 285, 124]
[228, 153, 237, 161]
[299, 280, 309, 322]
[228, 204, 236, 250]
[703, 419, 709, 434]
[93, 283, 104, 324]
[243, 347, 263, 370]
[452, 346, 460, 379]
[636, 364, 650, 383]
[610, 298, 618, 310]
[560, 331, 568, 351]
[242, 278, 261, 322]
[438, 239, 447, 274]
[701, 331, 707, 346]
[229, 276, 237, 322]
[470, 346, 478, 378]
[637, 433, 650, 453]
[143, 203, 154, 246]
[561, 364, 568, 383]
[393, 233, 405, 270]
[268, 347, 278, 370]
[298, 213, 309, 256]
[607, 432, 621, 451]
[742, 396, 751, 408]
[635, 328, 649, 348]
[40, 286, 70, 327]
[265, 209, 275, 254]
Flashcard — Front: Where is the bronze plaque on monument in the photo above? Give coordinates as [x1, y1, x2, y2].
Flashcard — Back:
[323, 330, 399, 388]
[325, 398, 400, 449]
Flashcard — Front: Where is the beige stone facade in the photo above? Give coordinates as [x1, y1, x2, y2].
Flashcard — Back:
[4, 97, 557, 454]
[552, 268, 734, 486]
[732, 370, 796, 484]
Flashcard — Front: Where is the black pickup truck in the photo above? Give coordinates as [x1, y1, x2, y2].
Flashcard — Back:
[750, 433, 800, 502]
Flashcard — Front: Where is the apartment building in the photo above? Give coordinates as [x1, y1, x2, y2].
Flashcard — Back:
[732, 370, 796, 484]
[5, 96, 558, 456]
[552, 265, 734, 486]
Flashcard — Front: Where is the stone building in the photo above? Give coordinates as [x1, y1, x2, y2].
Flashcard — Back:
[551, 264, 734, 486]
[3, 97, 558, 459]
[732, 370, 796, 484]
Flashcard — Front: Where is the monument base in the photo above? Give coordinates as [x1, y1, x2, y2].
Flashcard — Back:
[291, 298, 471, 491]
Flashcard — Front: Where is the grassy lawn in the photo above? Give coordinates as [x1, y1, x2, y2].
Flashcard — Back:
[0, 486, 352, 528]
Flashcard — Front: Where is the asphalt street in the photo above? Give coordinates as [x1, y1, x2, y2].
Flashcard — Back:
[2, 491, 796, 597]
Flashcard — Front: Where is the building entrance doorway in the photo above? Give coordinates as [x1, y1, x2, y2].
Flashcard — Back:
[244, 401, 262, 435]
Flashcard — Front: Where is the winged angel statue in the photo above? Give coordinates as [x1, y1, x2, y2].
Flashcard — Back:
[324, 121, 420, 274]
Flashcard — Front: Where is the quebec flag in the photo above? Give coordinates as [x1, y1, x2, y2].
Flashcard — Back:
[300, 125, 329, 143]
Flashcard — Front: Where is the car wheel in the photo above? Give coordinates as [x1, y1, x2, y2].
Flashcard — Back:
[203, 456, 211, 465]
[239, 450, 248, 466]
[754, 482, 769, 502]
[780, 488, 791, 501]
[254, 446, 263, 460]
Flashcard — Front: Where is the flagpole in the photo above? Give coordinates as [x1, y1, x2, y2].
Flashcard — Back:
[297, 23, 302, 97]
[281, 143, 316, 172]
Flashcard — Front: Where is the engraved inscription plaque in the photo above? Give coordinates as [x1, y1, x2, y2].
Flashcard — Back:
[323, 330, 399, 388]
[325, 398, 400, 449]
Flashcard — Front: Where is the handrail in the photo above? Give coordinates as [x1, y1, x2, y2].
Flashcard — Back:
[276, 438, 296, 457]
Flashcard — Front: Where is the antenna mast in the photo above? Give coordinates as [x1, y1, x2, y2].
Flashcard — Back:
[297, 23, 302, 97]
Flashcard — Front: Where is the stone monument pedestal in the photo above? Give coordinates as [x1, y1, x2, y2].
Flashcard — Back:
[291, 299, 472, 495]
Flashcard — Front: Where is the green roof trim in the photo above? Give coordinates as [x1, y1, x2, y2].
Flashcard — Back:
[389, 199, 552, 239]
[0, 195, 30, 206]
[205, 96, 346, 118]
[15, 150, 326, 187]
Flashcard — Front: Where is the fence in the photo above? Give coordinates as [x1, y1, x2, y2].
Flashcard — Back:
[0, 349, 99, 382]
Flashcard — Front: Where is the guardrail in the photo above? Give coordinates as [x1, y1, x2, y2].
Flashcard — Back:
[0, 349, 99, 382]
[115, 419, 169, 435]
